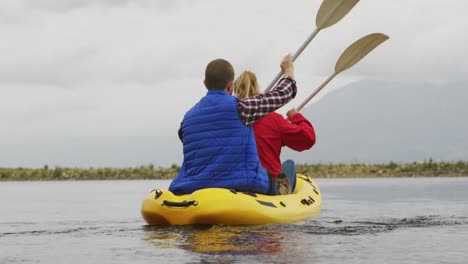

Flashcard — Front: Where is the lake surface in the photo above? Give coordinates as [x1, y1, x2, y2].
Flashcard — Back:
[1, 177, 467, 264]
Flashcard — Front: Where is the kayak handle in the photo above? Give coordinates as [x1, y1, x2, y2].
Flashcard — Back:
[154, 189, 163, 199]
[161, 200, 198, 207]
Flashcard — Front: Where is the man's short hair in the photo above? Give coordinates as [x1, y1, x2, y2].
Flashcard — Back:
[205, 59, 234, 90]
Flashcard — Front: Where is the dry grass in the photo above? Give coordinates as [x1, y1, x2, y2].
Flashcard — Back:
[296, 160, 468, 178]
[1, 160, 467, 181]
[0, 164, 180, 181]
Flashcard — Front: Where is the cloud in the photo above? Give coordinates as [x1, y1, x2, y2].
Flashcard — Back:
[17, 0, 189, 12]
[2, 1, 467, 87]
[0, 6, 191, 86]
[1, 0, 468, 167]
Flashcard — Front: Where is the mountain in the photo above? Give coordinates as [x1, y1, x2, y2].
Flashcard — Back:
[283, 79, 468, 164]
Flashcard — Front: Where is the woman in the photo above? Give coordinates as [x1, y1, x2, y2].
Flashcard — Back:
[234, 71, 316, 194]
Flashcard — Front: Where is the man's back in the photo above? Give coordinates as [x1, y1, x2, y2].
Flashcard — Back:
[169, 90, 269, 195]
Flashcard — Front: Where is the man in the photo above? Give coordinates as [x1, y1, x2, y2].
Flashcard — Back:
[169, 54, 296, 195]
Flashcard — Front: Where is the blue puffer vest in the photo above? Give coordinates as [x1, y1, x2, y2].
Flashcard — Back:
[169, 90, 270, 195]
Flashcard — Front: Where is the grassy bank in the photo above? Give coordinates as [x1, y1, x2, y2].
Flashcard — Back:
[1, 160, 468, 181]
[296, 160, 468, 178]
[0, 164, 181, 181]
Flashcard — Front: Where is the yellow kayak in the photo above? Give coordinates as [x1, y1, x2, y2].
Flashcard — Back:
[141, 174, 322, 225]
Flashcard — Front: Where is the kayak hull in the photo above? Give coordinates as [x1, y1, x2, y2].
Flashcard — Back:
[141, 174, 321, 225]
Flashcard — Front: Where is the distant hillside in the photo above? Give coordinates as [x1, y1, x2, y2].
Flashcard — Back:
[283, 80, 468, 164]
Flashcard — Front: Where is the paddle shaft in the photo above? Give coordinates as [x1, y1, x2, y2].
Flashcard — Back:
[296, 33, 389, 111]
[263, 0, 356, 93]
[295, 38, 374, 111]
[296, 72, 338, 111]
[264, 28, 320, 93]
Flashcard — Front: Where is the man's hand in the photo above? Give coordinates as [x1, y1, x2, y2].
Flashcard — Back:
[286, 108, 298, 121]
[280, 53, 294, 78]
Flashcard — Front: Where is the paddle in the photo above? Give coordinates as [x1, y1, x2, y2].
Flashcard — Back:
[296, 33, 389, 111]
[264, 0, 360, 93]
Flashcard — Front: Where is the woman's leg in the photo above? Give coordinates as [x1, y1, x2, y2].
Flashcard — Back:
[281, 159, 297, 192]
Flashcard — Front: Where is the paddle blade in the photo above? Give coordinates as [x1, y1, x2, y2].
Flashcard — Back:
[335, 33, 389, 73]
[316, 0, 359, 29]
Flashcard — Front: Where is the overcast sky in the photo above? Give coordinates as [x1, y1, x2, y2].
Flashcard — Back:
[1, 0, 467, 168]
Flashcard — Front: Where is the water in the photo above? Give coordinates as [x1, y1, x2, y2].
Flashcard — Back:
[1, 178, 467, 264]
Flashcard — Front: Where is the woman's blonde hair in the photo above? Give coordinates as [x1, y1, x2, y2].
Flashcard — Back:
[234, 70, 260, 99]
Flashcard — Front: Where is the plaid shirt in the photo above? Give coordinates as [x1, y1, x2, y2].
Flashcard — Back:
[238, 76, 297, 126]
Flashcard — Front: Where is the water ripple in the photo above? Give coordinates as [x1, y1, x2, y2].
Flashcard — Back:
[296, 215, 467, 236]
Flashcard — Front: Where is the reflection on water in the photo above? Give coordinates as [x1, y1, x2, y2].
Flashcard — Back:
[144, 225, 282, 255]
[142, 214, 468, 263]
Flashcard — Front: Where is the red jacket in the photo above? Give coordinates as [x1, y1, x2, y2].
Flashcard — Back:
[253, 112, 316, 178]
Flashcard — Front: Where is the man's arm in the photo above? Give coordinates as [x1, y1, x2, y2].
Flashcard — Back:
[178, 122, 183, 142]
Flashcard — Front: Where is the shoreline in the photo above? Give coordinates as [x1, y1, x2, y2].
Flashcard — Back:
[1, 161, 467, 181]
